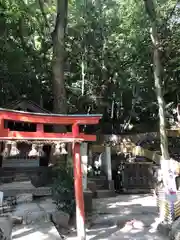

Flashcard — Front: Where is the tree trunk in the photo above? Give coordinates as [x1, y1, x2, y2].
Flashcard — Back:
[143, 1, 178, 209]
[50, 0, 68, 166]
[143, 0, 169, 160]
[151, 23, 169, 160]
[52, 0, 68, 114]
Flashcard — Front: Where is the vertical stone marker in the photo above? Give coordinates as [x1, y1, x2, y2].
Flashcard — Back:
[102, 146, 112, 181]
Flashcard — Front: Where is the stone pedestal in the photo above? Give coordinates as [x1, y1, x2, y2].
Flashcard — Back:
[83, 190, 92, 214]
[87, 181, 97, 197]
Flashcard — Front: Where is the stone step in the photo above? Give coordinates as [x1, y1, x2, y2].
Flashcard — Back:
[88, 178, 107, 186]
[0, 176, 14, 183]
[14, 175, 29, 182]
[96, 189, 116, 199]
[2, 159, 39, 168]
[0, 181, 51, 197]
[87, 180, 115, 196]
[88, 175, 106, 180]
[96, 184, 106, 190]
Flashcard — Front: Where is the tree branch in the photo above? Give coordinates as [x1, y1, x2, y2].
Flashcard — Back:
[38, 0, 50, 30]
[143, 0, 156, 22]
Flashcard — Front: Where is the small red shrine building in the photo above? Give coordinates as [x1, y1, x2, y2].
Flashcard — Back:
[0, 99, 53, 170]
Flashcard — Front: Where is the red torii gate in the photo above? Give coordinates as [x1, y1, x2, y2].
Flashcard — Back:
[0, 108, 102, 240]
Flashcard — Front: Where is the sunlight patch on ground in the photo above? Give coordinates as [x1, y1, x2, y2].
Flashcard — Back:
[148, 217, 162, 233]
[13, 228, 48, 240]
[106, 195, 157, 209]
[12, 224, 60, 240]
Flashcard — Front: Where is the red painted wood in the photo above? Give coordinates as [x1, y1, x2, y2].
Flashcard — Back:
[0, 110, 101, 125]
[73, 142, 86, 239]
[0, 130, 96, 141]
[0, 118, 3, 131]
[72, 123, 86, 239]
[36, 123, 44, 132]
[72, 123, 79, 137]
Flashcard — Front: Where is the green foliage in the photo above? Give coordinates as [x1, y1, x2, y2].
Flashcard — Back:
[0, 0, 53, 106]
[0, 0, 180, 130]
[52, 167, 75, 216]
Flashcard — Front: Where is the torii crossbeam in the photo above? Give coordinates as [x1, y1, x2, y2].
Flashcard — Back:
[0, 108, 102, 240]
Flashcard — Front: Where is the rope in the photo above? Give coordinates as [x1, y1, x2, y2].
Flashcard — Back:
[0, 139, 82, 144]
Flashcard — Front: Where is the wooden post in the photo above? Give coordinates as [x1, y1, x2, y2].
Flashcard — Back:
[72, 124, 86, 240]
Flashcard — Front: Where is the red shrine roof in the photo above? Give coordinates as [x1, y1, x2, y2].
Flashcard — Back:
[0, 108, 102, 125]
[0, 108, 102, 142]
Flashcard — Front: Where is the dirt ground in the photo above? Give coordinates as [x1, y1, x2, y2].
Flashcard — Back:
[66, 194, 168, 240]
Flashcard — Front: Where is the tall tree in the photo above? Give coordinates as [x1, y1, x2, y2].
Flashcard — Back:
[52, 0, 68, 114]
[1, 0, 180, 132]
[143, 0, 170, 160]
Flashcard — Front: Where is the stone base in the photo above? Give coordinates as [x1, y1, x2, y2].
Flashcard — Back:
[169, 218, 180, 240]
[157, 222, 171, 237]
[87, 178, 115, 199]
[84, 190, 93, 214]
[123, 188, 154, 194]
[52, 211, 70, 229]
[108, 180, 115, 191]
[0, 181, 51, 197]
[157, 219, 180, 240]
[87, 181, 96, 195]
[96, 190, 116, 198]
